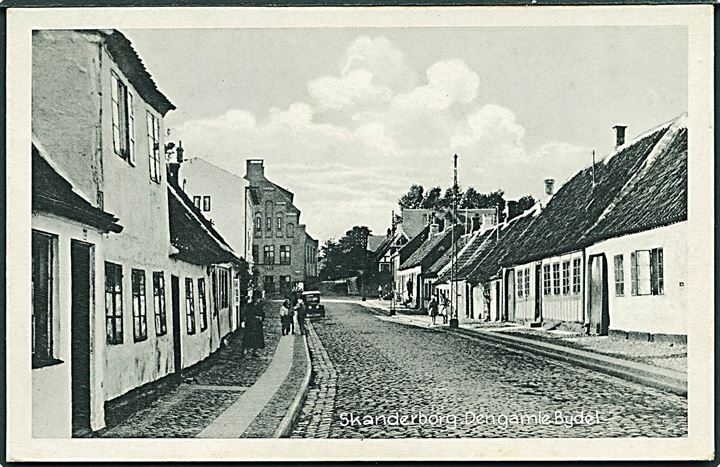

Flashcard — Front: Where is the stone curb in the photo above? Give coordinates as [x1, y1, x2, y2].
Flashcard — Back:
[273, 332, 313, 438]
[362, 303, 687, 397]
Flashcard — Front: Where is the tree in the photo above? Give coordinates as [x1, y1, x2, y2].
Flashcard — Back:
[398, 184, 425, 209]
[506, 194, 538, 220]
[421, 186, 442, 208]
[437, 185, 463, 210]
[319, 226, 372, 280]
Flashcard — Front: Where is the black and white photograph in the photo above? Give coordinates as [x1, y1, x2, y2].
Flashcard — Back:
[6, 5, 715, 462]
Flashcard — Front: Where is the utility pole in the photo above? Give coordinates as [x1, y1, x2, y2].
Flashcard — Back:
[449, 154, 459, 329]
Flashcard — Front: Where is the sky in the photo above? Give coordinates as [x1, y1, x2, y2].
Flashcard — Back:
[124, 26, 687, 242]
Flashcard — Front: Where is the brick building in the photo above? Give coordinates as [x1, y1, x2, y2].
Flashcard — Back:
[245, 160, 318, 296]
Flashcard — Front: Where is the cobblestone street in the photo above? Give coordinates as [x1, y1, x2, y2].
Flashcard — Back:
[291, 301, 687, 438]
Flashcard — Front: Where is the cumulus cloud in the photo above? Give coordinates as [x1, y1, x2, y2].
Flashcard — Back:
[392, 59, 480, 112]
[308, 69, 392, 111]
[175, 36, 587, 240]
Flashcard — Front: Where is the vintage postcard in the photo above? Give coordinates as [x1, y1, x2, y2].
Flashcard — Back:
[5, 4, 714, 462]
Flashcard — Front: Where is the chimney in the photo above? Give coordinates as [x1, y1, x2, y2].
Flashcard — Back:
[165, 141, 183, 189]
[613, 125, 627, 148]
[246, 159, 265, 181]
[429, 223, 440, 236]
[544, 179, 555, 197]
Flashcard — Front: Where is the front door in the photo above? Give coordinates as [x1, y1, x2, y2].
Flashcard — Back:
[171, 275, 182, 373]
[534, 263, 543, 322]
[495, 282, 501, 321]
[70, 241, 92, 436]
[588, 255, 610, 335]
[505, 269, 515, 322]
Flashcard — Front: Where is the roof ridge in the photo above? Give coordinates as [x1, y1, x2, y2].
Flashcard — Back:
[581, 117, 686, 242]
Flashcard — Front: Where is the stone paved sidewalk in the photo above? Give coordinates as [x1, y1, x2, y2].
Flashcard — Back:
[358, 299, 686, 375]
[103, 301, 294, 438]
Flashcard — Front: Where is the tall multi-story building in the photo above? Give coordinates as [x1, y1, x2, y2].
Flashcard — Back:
[244, 160, 318, 296]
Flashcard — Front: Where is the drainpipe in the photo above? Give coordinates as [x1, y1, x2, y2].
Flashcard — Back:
[582, 248, 589, 334]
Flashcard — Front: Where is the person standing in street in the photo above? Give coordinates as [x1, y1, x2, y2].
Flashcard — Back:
[244, 296, 266, 356]
[288, 301, 296, 334]
[295, 298, 307, 336]
[428, 296, 439, 325]
[280, 299, 291, 336]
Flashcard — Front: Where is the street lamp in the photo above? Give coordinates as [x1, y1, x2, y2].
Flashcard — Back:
[449, 154, 459, 329]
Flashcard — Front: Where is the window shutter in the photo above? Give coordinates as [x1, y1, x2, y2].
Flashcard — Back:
[630, 252, 637, 296]
[658, 248, 664, 294]
[650, 249, 658, 295]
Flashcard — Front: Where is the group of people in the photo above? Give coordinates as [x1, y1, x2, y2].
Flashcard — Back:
[427, 295, 449, 325]
[279, 296, 307, 336]
[240, 292, 309, 358]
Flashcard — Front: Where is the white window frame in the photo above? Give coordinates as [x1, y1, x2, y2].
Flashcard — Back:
[147, 111, 161, 183]
[111, 71, 135, 164]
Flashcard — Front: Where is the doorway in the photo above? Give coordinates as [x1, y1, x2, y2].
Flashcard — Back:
[70, 240, 92, 436]
[504, 269, 515, 322]
[534, 263, 543, 322]
[588, 255, 610, 335]
[171, 275, 182, 373]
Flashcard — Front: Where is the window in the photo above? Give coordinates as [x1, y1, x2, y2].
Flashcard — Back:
[631, 248, 664, 296]
[277, 215, 284, 237]
[111, 72, 135, 164]
[185, 278, 196, 334]
[516, 268, 530, 298]
[131, 270, 148, 342]
[516, 269, 524, 298]
[254, 215, 262, 237]
[613, 255, 624, 297]
[153, 272, 167, 336]
[32, 231, 55, 367]
[543, 264, 551, 295]
[572, 258, 582, 294]
[193, 196, 201, 210]
[562, 261, 571, 295]
[279, 245, 291, 265]
[105, 262, 124, 345]
[198, 278, 208, 332]
[147, 112, 161, 182]
[264, 275, 275, 294]
[552, 263, 560, 295]
[203, 196, 211, 212]
[286, 223, 294, 237]
[263, 245, 275, 265]
[279, 275, 292, 294]
[218, 268, 230, 309]
[524, 268, 530, 297]
[252, 244, 259, 263]
[266, 216, 272, 232]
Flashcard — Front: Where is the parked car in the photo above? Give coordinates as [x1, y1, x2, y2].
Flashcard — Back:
[302, 290, 325, 317]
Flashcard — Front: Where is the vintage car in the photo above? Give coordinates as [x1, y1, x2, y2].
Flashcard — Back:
[301, 290, 325, 317]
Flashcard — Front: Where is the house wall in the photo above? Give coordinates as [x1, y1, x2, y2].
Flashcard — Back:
[182, 158, 253, 263]
[512, 251, 584, 324]
[398, 266, 421, 307]
[32, 30, 103, 205]
[585, 222, 687, 336]
[489, 280, 501, 321]
[173, 260, 222, 371]
[31, 213, 106, 436]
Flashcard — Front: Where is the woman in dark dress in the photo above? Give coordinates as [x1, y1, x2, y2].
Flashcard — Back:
[243, 297, 265, 356]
